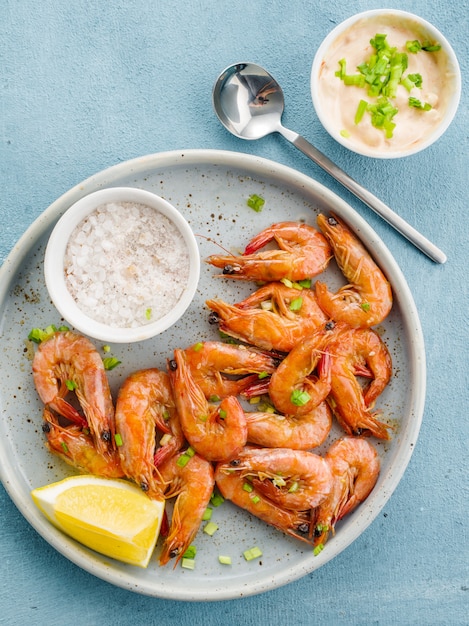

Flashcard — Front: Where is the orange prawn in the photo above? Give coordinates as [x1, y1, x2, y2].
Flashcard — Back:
[313, 437, 380, 548]
[41, 408, 123, 478]
[315, 213, 393, 327]
[245, 401, 332, 450]
[32, 331, 115, 458]
[206, 221, 331, 282]
[327, 325, 393, 439]
[267, 322, 338, 416]
[158, 450, 215, 566]
[183, 340, 278, 399]
[114, 368, 184, 497]
[215, 458, 314, 545]
[168, 349, 247, 462]
[226, 446, 333, 511]
[206, 282, 327, 352]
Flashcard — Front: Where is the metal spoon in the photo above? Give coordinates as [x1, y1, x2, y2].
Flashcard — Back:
[212, 62, 447, 264]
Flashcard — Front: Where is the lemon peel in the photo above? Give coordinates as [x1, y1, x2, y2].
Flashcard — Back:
[31, 475, 165, 568]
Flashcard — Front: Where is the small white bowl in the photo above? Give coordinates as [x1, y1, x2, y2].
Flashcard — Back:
[44, 187, 200, 343]
[311, 10, 461, 158]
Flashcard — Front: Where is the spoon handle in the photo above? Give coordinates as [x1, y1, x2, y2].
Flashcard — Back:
[282, 129, 446, 263]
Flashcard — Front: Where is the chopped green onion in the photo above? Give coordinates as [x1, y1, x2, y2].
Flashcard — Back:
[272, 475, 286, 488]
[408, 97, 432, 111]
[297, 279, 311, 288]
[251, 495, 261, 504]
[343, 74, 365, 87]
[218, 555, 232, 565]
[260, 300, 273, 311]
[361, 301, 371, 312]
[242, 482, 253, 493]
[60, 442, 69, 454]
[102, 357, 121, 371]
[159, 433, 172, 446]
[193, 342, 204, 352]
[28, 325, 61, 344]
[249, 396, 260, 405]
[28, 328, 46, 343]
[290, 389, 311, 407]
[257, 371, 269, 379]
[313, 543, 325, 556]
[406, 39, 422, 53]
[65, 379, 77, 391]
[181, 558, 195, 570]
[209, 395, 221, 403]
[243, 546, 263, 561]
[355, 99, 368, 125]
[114, 433, 123, 447]
[58, 325, 70, 332]
[177, 451, 194, 468]
[421, 41, 441, 52]
[203, 521, 219, 536]
[202, 507, 213, 521]
[335, 58, 346, 79]
[102, 344, 111, 353]
[247, 194, 265, 212]
[280, 277, 293, 288]
[162, 410, 170, 420]
[288, 480, 299, 493]
[210, 491, 225, 507]
[219, 409, 227, 420]
[289, 297, 303, 312]
[340, 129, 351, 138]
[182, 545, 197, 559]
[145, 308, 152, 320]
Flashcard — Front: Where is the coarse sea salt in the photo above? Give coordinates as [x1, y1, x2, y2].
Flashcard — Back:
[64, 201, 190, 328]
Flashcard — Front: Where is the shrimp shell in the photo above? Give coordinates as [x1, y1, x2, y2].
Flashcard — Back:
[168, 349, 247, 462]
[206, 221, 331, 282]
[315, 213, 393, 328]
[32, 331, 115, 458]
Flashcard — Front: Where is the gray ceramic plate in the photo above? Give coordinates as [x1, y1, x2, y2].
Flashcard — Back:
[0, 149, 425, 600]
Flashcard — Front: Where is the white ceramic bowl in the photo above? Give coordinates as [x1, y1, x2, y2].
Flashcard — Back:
[44, 187, 200, 343]
[311, 10, 461, 158]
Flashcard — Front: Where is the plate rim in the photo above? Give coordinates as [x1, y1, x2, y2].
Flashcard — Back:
[0, 148, 426, 600]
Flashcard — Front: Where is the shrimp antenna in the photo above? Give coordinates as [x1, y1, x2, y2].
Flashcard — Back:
[195, 234, 236, 257]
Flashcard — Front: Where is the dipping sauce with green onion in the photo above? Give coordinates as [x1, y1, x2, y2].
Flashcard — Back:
[314, 13, 457, 155]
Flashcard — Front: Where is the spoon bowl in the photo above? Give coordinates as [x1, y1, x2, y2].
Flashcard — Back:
[212, 62, 446, 264]
[213, 63, 286, 140]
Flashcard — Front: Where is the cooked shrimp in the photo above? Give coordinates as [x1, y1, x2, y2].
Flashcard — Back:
[183, 340, 278, 399]
[114, 369, 184, 497]
[245, 401, 332, 450]
[32, 331, 115, 457]
[158, 450, 214, 566]
[315, 214, 392, 327]
[327, 325, 393, 439]
[267, 322, 337, 416]
[227, 446, 333, 510]
[313, 437, 380, 547]
[41, 408, 123, 478]
[215, 460, 313, 545]
[167, 349, 247, 462]
[207, 282, 327, 352]
[206, 221, 331, 282]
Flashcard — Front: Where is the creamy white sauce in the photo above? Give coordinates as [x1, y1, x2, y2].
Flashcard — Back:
[64, 202, 190, 328]
[317, 15, 454, 153]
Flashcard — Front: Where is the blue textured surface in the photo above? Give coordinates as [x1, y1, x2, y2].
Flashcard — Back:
[1, 1, 468, 624]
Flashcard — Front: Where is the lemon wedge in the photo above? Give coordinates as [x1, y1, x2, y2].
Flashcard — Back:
[31, 475, 165, 568]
